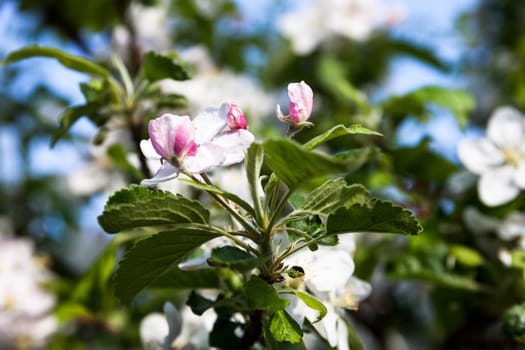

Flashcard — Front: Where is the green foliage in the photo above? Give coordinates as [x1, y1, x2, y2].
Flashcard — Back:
[264, 138, 367, 189]
[270, 310, 303, 344]
[2, 45, 111, 77]
[208, 246, 270, 271]
[113, 226, 220, 304]
[246, 276, 290, 311]
[290, 291, 327, 323]
[503, 303, 525, 343]
[326, 199, 422, 236]
[141, 51, 191, 82]
[304, 124, 382, 150]
[382, 85, 475, 127]
[98, 185, 210, 233]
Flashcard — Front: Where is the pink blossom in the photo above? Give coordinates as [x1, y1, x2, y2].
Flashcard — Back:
[276, 81, 314, 127]
[140, 103, 255, 186]
[227, 102, 248, 130]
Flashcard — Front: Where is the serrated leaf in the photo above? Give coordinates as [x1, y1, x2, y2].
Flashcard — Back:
[246, 276, 290, 311]
[2, 45, 110, 77]
[264, 138, 349, 189]
[270, 310, 303, 344]
[326, 199, 422, 236]
[305, 124, 382, 150]
[142, 51, 191, 82]
[208, 246, 270, 271]
[113, 226, 219, 304]
[300, 178, 369, 215]
[98, 185, 209, 233]
[291, 291, 327, 323]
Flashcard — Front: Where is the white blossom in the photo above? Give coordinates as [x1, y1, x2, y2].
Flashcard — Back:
[458, 106, 525, 206]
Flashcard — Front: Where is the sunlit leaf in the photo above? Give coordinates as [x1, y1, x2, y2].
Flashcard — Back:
[246, 275, 290, 311]
[142, 51, 191, 82]
[269, 310, 303, 344]
[304, 124, 382, 150]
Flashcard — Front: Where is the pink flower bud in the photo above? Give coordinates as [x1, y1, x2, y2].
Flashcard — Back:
[227, 102, 248, 130]
[288, 81, 313, 124]
[148, 114, 197, 160]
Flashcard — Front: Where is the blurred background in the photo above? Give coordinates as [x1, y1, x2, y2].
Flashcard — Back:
[2, 0, 525, 349]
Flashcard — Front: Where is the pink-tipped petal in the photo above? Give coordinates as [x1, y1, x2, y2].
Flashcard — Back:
[148, 114, 195, 159]
[227, 102, 248, 130]
[287, 81, 314, 123]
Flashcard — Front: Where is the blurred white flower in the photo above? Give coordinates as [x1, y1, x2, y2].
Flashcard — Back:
[0, 233, 57, 349]
[283, 242, 371, 349]
[458, 106, 525, 206]
[159, 46, 277, 128]
[140, 302, 215, 350]
[498, 211, 525, 248]
[278, 0, 391, 55]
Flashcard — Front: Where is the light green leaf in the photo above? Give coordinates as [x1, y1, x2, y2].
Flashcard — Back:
[263, 319, 307, 350]
[98, 185, 209, 233]
[304, 124, 382, 150]
[208, 246, 270, 271]
[113, 225, 219, 304]
[326, 199, 422, 236]
[300, 178, 369, 216]
[450, 245, 483, 267]
[142, 51, 191, 82]
[264, 138, 349, 189]
[2, 45, 110, 77]
[246, 143, 265, 224]
[246, 276, 290, 311]
[270, 310, 303, 344]
[291, 291, 327, 323]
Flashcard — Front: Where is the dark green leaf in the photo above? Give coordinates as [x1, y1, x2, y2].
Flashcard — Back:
[503, 303, 525, 343]
[51, 104, 99, 146]
[208, 246, 270, 271]
[326, 199, 422, 236]
[2, 45, 110, 77]
[113, 226, 219, 304]
[149, 267, 221, 289]
[98, 185, 209, 233]
[264, 138, 349, 189]
[270, 310, 303, 344]
[187, 290, 215, 315]
[246, 276, 290, 311]
[142, 51, 191, 82]
[305, 124, 382, 150]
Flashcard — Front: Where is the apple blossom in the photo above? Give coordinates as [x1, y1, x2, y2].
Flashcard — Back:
[227, 102, 248, 130]
[276, 81, 314, 129]
[140, 103, 255, 186]
[458, 106, 525, 206]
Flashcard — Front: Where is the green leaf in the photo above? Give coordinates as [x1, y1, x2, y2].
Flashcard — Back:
[263, 319, 307, 350]
[450, 245, 483, 267]
[51, 104, 99, 146]
[304, 124, 382, 150]
[142, 51, 191, 82]
[382, 85, 475, 127]
[98, 185, 209, 233]
[291, 291, 327, 323]
[149, 267, 221, 289]
[2, 45, 110, 77]
[300, 178, 369, 216]
[246, 143, 265, 224]
[246, 276, 290, 311]
[264, 138, 349, 189]
[270, 310, 303, 344]
[113, 225, 219, 304]
[187, 291, 215, 315]
[208, 246, 270, 271]
[106, 144, 142, 180]
[326, 199, 422, 236]
[344, 319, 366, 350]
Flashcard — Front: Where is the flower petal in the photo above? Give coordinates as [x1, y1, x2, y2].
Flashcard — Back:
[140, 139, 162, 160]
[288, 81, 314, 123]
[192, 105, 228, 144]
[182, 143, 225, 173]
[513, 161, 525, 189]
[210, 129, 255, 166]
[457, 138, 504, 175]
[487, 106, 525, 148]
[478, 166, 520, 206]
[141, 162, 180, 187]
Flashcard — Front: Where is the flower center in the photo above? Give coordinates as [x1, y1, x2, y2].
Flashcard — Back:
[502, 147, 521, 167]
